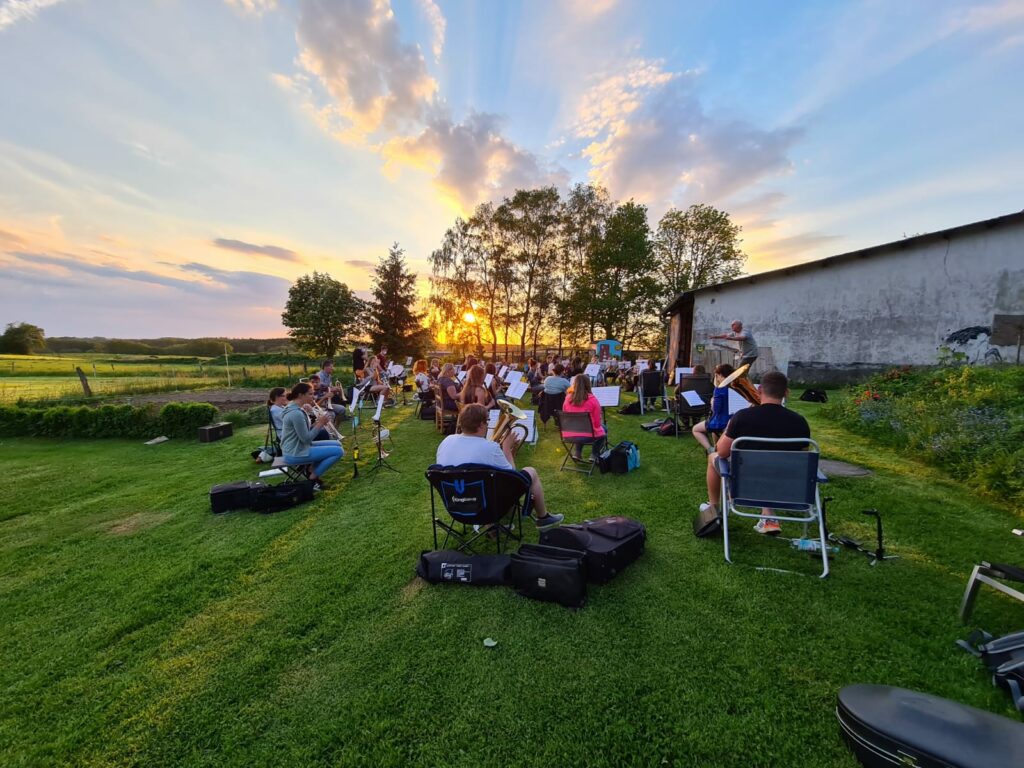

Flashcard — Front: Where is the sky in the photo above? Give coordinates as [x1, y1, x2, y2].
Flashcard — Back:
[0, 0, 1022, 338]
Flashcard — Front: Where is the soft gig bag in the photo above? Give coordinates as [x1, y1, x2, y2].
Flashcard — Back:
[539, 516, 645, 583]
[250, 481, 314, 513]
[210, 481, 263, 513]
[416, 550, 511, 586]
[836, 684, 1024, 767]
[510, 544, 587, 608]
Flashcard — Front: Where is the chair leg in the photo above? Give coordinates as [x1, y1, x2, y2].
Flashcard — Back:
[721, 475, 732, 564]
[960, 565, 983, 623]
[816, 498, 829, 579]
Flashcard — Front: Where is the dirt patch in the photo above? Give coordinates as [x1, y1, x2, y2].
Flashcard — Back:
[107, 512, 172, 536]
[401, 576, 426, 602]
[820, 459, 873, 477]
[115, 388, 268, 411]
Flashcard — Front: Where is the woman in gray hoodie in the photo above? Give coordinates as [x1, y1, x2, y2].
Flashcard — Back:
[280, 382, 344, 490]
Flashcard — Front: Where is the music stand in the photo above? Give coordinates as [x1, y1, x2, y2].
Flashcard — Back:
[368, 394, 397, 481]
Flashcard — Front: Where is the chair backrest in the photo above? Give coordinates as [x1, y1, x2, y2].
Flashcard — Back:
[730, 438, 819, 507]
[640, 369, 663, 393]
[426, 464, 532, 524]
[267, 406, 282, 449]
[558, 410, 595, 437]
[679, 375, 713, 398]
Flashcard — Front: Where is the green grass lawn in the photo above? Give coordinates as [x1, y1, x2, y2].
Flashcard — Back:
[1, 398, 1022, 767]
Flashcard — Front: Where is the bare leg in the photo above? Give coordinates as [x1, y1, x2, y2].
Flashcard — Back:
[706, 453, 721, 510]
[521, 466, 548, 517]
[692, 421, 713, 452]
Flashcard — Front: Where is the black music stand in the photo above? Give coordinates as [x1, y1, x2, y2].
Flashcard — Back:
[367, 395, 398, 482]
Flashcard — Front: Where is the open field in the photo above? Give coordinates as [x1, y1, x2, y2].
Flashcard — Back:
[1, 398, 1022, 766]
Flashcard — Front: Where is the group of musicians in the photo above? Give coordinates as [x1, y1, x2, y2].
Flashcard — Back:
[263, 319, 804, 537]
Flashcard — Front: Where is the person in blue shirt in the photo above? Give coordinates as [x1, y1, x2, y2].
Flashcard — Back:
[690, 363, 735, 454]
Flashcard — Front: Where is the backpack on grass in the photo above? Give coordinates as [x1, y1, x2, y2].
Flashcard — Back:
[958, 628, 1024, 714]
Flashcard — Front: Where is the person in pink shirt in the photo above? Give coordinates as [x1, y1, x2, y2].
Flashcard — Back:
[561, 374, 607, 459]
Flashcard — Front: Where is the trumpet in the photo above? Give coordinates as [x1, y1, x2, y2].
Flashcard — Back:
[311, 404, 345, 442]
[491, 399, 529, 456]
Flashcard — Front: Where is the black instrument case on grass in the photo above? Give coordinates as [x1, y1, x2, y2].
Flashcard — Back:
[539, 516, 645, 583]
[510, 544, 586, 608]
[210, 481, 263, 513]
[837, 684, 1024, 767]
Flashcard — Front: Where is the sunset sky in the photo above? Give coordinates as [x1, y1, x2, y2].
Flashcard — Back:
[1, 0, 1022, 338]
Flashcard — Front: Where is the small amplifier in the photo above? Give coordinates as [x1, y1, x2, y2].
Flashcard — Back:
[198, 422, 234, 443]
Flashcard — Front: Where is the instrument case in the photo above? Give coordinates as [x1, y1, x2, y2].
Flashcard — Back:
[510, 544, 587, 608]
[209, 481, 263, 513]
[416, 550, 511, 586]
[836, 684, 1024, 767]
[539, 516, 646, 583]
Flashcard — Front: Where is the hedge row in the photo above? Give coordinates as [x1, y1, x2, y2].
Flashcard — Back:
[0, 402, 219, 439]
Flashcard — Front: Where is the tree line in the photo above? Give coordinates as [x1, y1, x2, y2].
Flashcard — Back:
[427, 184, 746, 360]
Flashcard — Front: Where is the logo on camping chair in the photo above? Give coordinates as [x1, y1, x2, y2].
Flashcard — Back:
[440, 479, 487, 519]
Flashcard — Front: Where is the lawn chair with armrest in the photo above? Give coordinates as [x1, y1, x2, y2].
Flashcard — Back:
[425, 464, 532, 554]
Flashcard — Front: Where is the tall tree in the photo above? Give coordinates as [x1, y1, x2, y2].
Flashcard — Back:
[560, 183, 612, 348]
[494, 187, 562, 360]
[428, 219, 478, 351]
[369, 243, 430, 358]
[0, 322, 46, 354]
[655, 203, 745, 303]
[281, 271, 363, 357]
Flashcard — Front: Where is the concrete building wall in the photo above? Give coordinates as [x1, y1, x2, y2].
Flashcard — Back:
[689, 221, 1024, 384]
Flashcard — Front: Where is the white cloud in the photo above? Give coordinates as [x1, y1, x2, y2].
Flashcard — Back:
[573, 60, 800, 209]
[0, 0, 66, 31]
[224, 0, 278, 15]
[416, 0, 446, 62]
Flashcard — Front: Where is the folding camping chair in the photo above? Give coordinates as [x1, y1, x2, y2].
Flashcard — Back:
[425, 464, 532, 554]
[557, 411, 604, 476]
[960, 562, 1024, 623]
[638, 369, 666, 415]
[675, 374, 713, 431]
[718, 437, 830, 578]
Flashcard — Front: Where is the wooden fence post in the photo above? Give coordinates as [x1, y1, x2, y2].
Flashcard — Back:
[75, 367, 93, 397]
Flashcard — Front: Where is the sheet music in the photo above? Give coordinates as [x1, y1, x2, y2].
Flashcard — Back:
[728, 388, 751, 415]
[388, 364, 404, 377]
[636, 359, 649, 372]
[486, 408, 538, 444]
[457, 370, 467, 382]
[484, 373, 493, 387]
[619, 360, 631, 370]
[655, 361, 662, 371]
[404, 356, 412, 366]
[593, 386, 621, 407]
[373, 394, 386, 421]
[584, 363, 600, 377]
[504, 368, 521, 383]
[675, 367, 694, 384]
[498, 366, 508, 379]
[505, 380, 528, 400]
[681, 390, 705, 407]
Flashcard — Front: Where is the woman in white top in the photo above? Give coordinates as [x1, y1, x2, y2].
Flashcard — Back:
[412, 359, 432, 393]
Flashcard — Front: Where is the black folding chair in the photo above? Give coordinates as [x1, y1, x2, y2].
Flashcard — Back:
[426, 464, 532, 554]
[675, 375, 713, 430]
[557, 411, 605, 476]
[539, 390, 566, 428]
[718, 437, 830, 578]
[638, 369, 666, 414]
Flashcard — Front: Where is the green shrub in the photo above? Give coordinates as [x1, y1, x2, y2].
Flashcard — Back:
[221, 406, 267, 430]
[823, 365, 1024, 504]
[0, 402, 219, 440]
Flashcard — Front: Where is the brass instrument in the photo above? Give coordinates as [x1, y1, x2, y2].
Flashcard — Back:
[719, 364, 760, 406]
[311, 403, 346, 442]
[491, 399, 529, 456]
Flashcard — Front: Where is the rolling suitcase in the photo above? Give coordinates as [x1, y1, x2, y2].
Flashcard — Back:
[539, 516, 646, 583]
[836, 684, 1024, 767]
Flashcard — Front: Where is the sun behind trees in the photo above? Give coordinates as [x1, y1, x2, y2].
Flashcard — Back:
[428, 183, 746, 356]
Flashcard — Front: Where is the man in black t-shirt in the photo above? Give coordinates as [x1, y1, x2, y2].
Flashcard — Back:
[701, 371, 810, 535]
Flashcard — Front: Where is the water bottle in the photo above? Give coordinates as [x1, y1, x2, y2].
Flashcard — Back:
[792, 538, 841, 555]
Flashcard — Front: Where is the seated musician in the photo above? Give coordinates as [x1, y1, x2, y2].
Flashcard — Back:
[436, 403, 564, 530]
[525, 358, 543, 393]
[542, 363, 570, 397]
[267, 387, 288, 435]
[460, 365, 496, 409]
[313, 359, 347, 417]
[437, 363, 462, 411]
[699, 372, 810, 536]
[562, 374, 607, 459]
[484, 362, 504, 402]
[428, 357, 441, 379]
[362, 357, 391, 399]
[280, 382, 344, 491]
[690, 363, 734, 453]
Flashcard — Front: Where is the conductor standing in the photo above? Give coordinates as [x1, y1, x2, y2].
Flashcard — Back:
[711, 320, 758, 370]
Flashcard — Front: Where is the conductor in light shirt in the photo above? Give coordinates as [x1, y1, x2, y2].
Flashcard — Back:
[710, 320, 758, 370]
[435, 404, 564, 531]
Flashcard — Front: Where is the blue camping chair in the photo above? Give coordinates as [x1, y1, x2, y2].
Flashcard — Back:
[425, 464, 533, 554]
[717, 437, 830, 578]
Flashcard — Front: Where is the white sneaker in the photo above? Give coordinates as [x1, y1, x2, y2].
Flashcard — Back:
[753, 517, 781, 535]
[699, 502, 715, 513]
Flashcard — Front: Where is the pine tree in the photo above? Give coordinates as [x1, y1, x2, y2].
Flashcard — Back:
[369, 243, 431, 358]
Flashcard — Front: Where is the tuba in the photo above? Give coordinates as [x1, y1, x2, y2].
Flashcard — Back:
[491, 399, 529, 456]
[719, 364, 761, 406]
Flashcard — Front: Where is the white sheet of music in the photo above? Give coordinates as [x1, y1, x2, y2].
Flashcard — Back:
[584, 363, 600, 377]
[675, 367, 694, 384]
[404, 356, 412, 366]
[498, 365, 508, 379]
[505, 380, 528, 400]
[681, 390, 704, 407]
[486, 408, 537, 444]
[655, 361, 662, 371]
[484, 373, 493, 387]
[388, 364, 404, 377]
[457, 370, 467, 382]
[636, 359, 649, 371]
[504, 368, 521, 383]
[593, 386, 621, 407]
[728, 389, 751, 415]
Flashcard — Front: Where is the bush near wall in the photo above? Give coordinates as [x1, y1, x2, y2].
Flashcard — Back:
[822, 365, 1024, 504]
[0, 402, 219, 439]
